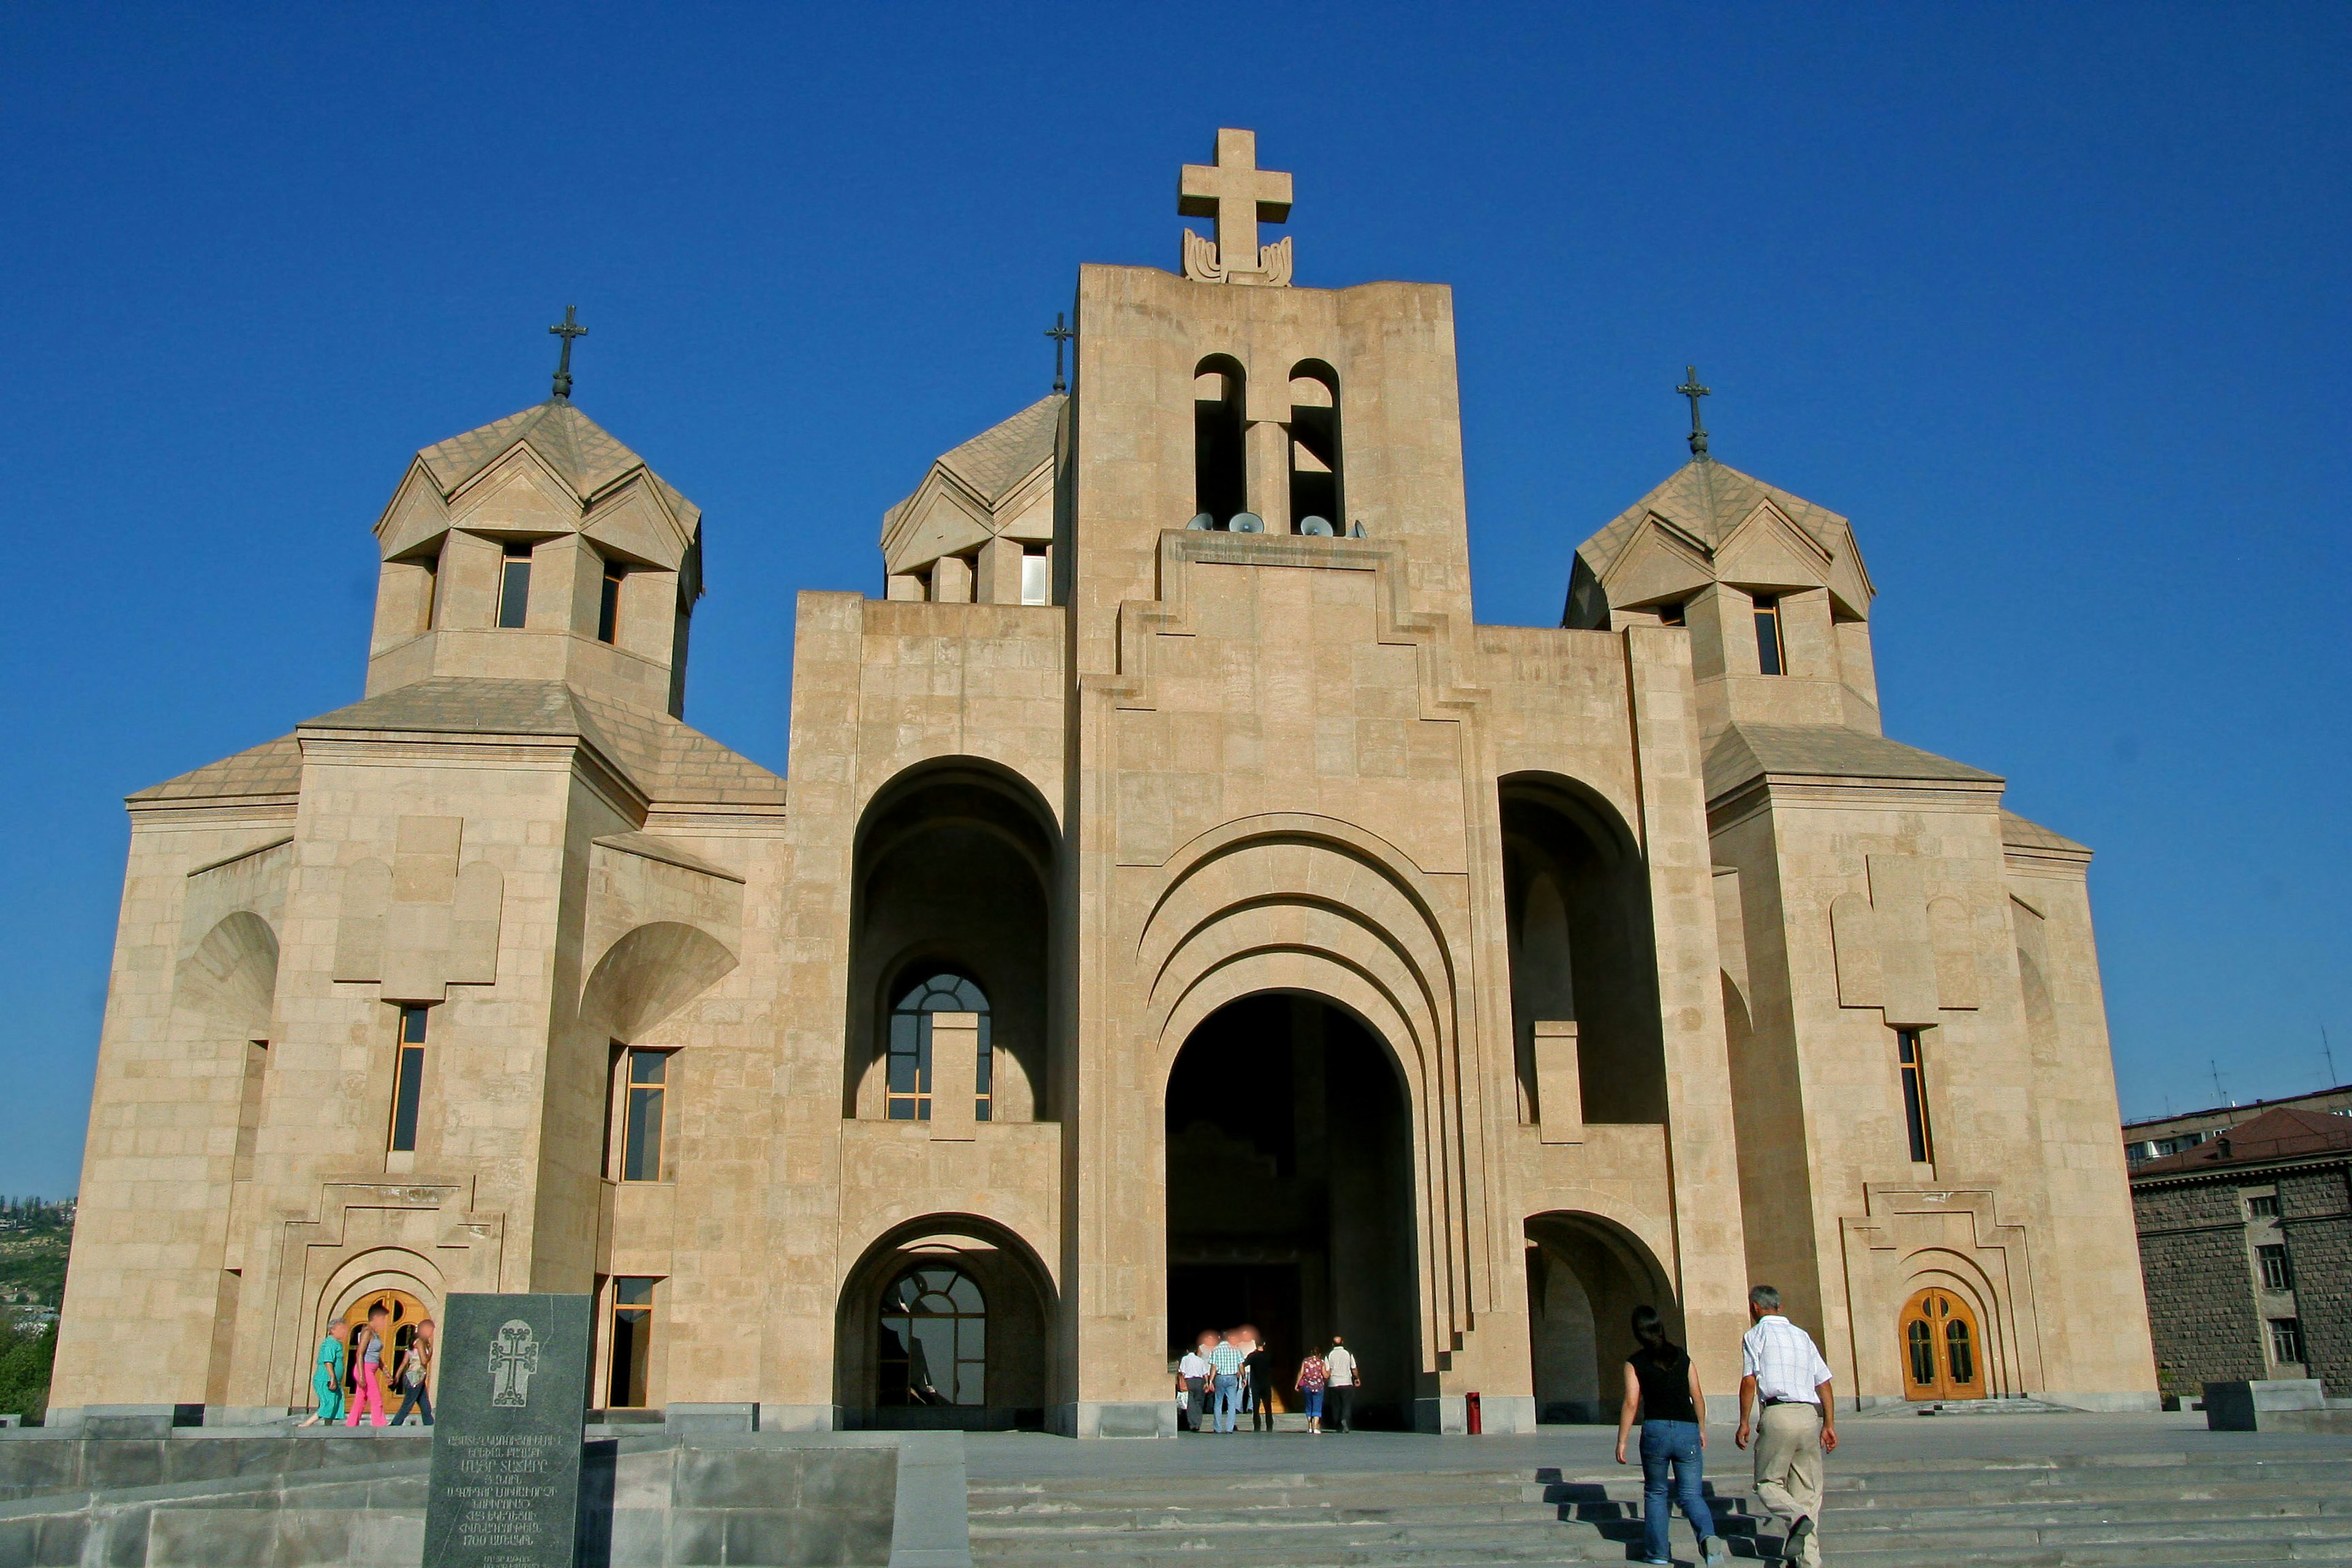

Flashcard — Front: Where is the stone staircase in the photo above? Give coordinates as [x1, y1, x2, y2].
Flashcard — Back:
[968, 1448, 2352, 1566]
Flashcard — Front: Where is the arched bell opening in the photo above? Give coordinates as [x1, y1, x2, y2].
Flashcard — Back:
[1523, 1212, 1677, 1424]
[844, 760, 1058, 1123]
[1163, 992, 1420, 1428]
[1193, 355, 1248, 528]
[1500, 774, 1666, 1125]
[832, 1216, 1055, 1431]
[1287, 360, 1342, 534]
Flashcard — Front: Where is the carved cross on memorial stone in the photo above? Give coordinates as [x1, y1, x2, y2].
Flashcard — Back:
[1179, 128, 1294, 286]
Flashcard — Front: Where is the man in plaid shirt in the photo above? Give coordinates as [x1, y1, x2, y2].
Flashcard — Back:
[1208, 1332, 1246, 1434]
[1735, 1284, 1837, 1567]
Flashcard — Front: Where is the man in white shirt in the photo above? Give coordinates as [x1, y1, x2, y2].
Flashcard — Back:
[1735, 1284, 1836, 1568]
[1176, 1334, 1214, 1433]
[1322, 1336, 1359, 1433]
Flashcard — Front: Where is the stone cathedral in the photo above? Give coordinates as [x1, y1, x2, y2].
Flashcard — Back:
[53, 130, 2156, 1434]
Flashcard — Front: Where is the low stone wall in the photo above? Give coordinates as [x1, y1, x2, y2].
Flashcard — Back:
[0, 1428, 965, 1568]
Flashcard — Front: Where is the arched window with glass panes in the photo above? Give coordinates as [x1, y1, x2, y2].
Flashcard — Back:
[885, 970, 991, 1122]
[878, 1261, 986, 1406]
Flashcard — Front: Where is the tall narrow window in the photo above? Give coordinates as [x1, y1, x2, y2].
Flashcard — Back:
[886, 971, 991, 1122]
[1753, 594, 1785, 675]
[497, 540, 533, 628]
[622, 1049, 668, 1182]
[1896, 1028, 1934, 1163]
[1020, 548, 1050, 606]
[597, 561, 624, 644]
[420, 555, 440, 631]
[2269, 1317, 2306, 1364]
[608, 1277, 655, 1408]
[388, 1006, 428, 1153]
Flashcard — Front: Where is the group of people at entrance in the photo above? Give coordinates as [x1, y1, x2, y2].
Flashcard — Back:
[1613, 1285, 1836, 1568]
[1175, 1327, 1358, 1434]
[298, 1305, 435, 1428]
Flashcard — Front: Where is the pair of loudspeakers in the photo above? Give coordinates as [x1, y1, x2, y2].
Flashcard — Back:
[1187, 513, 1362, 537]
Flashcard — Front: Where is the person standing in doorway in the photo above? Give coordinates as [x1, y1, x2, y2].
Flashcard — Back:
[1295, 1347, 1329, 1435]
[344, 1305, 391, 1427]
[1614, 1305, 1726, 1567]
[1322, 1334, 1358, 1432]
[298, 1323, 345, 1426]
[1177, 1335, 1214, 1433]
[1735, 1285, 1836, 1568]
[1208, 1330, 1246, 1433]
[1242, 1328, 1277, 1432]
[391, 1317, 435, 1427]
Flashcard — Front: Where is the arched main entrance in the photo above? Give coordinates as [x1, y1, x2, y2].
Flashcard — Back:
[1165, 995, 1419, 1428]
[1900, 1287, 1986, 1401]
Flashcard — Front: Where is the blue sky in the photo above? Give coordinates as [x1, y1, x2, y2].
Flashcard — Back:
[1, 4, 2345, 1194]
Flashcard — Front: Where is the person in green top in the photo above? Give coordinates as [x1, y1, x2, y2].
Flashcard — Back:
[298, 1325, 345, 1426]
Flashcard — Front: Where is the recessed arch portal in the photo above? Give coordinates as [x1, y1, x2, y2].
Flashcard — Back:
[1524, 1211, 1676, 1424]
[845, 759, 1058, 1123]
[834, 1214, 1054, 1431]
[1500, 774, 1665, 1125]
[1165, 992, 1420, 1428]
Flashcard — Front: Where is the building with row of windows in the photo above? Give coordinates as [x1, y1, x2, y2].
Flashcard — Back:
[2130, 1105, 2352, 1400]
[50, 129, 2156, 1434]
[2124, 1082, 2352, 1167]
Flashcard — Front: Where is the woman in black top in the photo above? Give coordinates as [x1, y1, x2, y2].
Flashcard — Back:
[1613, 1305, 1724, 1567]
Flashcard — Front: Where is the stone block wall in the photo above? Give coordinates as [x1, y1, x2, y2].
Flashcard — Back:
[2280, 1165, 2352, 1391]
[2132, 1179, 2264, 1396]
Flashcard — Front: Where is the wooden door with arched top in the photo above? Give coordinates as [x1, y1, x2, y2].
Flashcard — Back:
[339, 1289, 430, 1398]
[1899, 1288, 1986, 1400]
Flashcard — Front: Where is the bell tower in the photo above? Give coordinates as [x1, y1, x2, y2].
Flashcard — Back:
[362, 310, 704, 718]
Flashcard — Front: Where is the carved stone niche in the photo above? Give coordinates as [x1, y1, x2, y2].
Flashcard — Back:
[1830, 854, 1981, 1025]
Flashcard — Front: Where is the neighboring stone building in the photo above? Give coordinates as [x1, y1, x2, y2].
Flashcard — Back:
[2125, 1083, 2352, 1167]
[49, 129, 2156, 1435]
[2131, 1106, 2352, 1402]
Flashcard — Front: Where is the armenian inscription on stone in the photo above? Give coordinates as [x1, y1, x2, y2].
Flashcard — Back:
[425, 1292, 592, 1568]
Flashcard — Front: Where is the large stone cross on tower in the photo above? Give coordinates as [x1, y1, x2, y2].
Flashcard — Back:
[1179, 128, 1294, 287]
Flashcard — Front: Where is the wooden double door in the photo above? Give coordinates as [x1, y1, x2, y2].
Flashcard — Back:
[1899, 1288, 1986, 1401]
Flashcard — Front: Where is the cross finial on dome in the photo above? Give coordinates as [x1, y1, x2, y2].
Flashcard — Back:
[1178, 129, 1294, 286]
[1677, 366, 1711, 459]
[548, 306, 588, 402]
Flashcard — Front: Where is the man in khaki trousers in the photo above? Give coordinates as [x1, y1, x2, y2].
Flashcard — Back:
[1735, 1284, 1837, 1568]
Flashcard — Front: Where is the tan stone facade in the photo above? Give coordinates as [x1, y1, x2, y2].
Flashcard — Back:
[51, 131, 2155, 1434]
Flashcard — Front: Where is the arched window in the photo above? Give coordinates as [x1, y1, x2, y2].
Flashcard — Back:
[878, 1262, 986, 1406]
[886, 971, 992, 1122]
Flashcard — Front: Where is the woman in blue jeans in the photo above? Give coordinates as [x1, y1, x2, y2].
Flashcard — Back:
[1614, 1305, 1726, 1566]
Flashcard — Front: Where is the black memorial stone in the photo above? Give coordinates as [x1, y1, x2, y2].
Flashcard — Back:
[426, 1292, 593, 1568]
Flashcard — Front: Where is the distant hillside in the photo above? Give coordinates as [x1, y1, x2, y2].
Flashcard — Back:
[0, 1199, 69, 1422]
[0, 1198, 74, 1310]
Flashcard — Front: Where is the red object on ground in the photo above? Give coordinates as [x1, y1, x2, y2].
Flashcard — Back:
[1466, 1391, 1482, 1434]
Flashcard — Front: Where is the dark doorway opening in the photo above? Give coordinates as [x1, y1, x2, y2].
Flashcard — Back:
[1165, 994, 1420, 1427]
